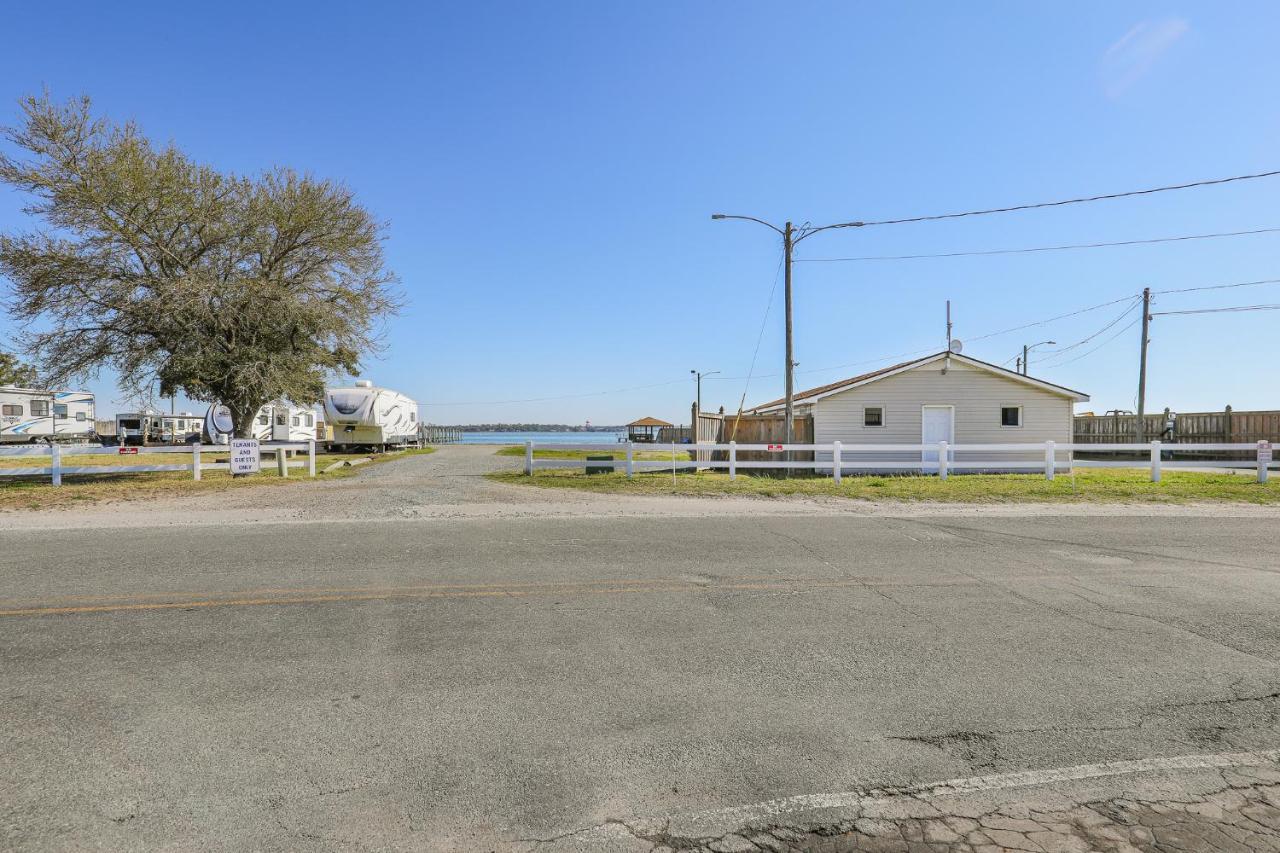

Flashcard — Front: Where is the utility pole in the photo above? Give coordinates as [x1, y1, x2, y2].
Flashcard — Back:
[782, 221, 795, 445]
[712, 213, 869, 455]
[1136, 286, 1152, 443]
[1022, 344, 1029, 375]
[690, 369, 720, 417]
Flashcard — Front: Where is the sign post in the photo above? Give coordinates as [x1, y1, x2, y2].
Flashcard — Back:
[229, 438, 260, 476]
[1259, 440, 1272, 484]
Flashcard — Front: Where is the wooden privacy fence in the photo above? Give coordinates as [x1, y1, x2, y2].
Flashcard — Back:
[0, 442, 317, 486]
[523, 440, 1278, 484]
[689, 409, 815, 463]
[1075, 408, 1280, 445]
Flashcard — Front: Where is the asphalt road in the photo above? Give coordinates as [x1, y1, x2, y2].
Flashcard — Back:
[4, 448, 1280, 851]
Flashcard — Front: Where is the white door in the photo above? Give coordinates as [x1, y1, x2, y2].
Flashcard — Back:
[921, 405, 954, 466]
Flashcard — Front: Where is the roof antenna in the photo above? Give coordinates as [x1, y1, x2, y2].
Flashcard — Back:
[943, 300, 952, 374]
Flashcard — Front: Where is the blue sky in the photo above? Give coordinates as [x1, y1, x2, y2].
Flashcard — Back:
[1, 2, 1278, 424]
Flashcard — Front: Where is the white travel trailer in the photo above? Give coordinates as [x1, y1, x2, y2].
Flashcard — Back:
[323, 381, 418, 449]
[203, 401, 318, 444]
[114, 410, 203, 445]
[0, 387, 96, 443]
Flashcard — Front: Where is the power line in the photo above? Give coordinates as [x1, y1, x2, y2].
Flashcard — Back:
[794, 226, 1280, 263]
[1033, 299, 1143, 365]
[1152, 304, 1280, 316]
[814, 169, 1280, 232]
[1043, 316, 1142, 368]
[964, 294, 1140, 344]
[1152, 277, 1280, 295]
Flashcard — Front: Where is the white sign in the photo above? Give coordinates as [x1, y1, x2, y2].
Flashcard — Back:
[229, 438, 260, 474]
[1261, 441, 1273, 464]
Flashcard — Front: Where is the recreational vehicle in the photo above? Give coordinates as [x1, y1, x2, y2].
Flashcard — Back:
[323, 381, 417, 449]
[203, 401, 318, 444]
[0, 387, 96, 443]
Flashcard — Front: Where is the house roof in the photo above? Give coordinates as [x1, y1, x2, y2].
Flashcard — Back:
[749, 351, 1089, 412]
[627, 416, 673, 427]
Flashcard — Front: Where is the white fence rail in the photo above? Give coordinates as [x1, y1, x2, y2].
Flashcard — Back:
[523, 440, 1277, 484]
[0, 441, 318, 486]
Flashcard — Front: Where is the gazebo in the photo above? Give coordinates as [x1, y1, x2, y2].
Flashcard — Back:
[626, 416, 671, 443]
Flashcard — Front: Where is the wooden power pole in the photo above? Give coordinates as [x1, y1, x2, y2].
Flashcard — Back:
[1136, 287, 1152, 443]
[782, 221, 795, 446]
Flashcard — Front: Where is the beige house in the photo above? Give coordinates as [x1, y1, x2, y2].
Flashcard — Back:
[749, 351, 1089, 471]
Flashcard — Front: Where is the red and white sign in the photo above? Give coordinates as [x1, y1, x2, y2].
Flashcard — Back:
[117, 446, 139, 455]
[767, 444, 784, 452]
[1260, 441, 1273, 464]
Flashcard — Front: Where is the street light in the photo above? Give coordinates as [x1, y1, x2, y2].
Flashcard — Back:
[1020, 340, 1056, 375]
[690, 369, 720, 415]
[710, 213, 867, 446]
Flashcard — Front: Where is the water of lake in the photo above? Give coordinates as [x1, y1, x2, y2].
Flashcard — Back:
[459, 431, 627, 445]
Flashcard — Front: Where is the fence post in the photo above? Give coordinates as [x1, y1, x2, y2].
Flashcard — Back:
[938, 441, 948, 480]
[1044, 440, 1055, 481]
[308, 440, 316, 477]
[728, 441, 736, 481]
[625, 441, 634, 478]
[1150, 440, 1162, 483]
[524, 441, 533, 475]
[832, 440, 842, 484]
[192, 441, 202, 481]
[1260, 440, 1270, 485]
[277, 447, 288, 478]
[50, 442, 61, 487]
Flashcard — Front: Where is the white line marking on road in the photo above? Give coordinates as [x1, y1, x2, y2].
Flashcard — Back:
[682, 747, 1280, 828]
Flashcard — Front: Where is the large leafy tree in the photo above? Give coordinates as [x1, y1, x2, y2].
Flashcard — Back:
[0, 349, 37, 386]
[0, 94, 400, 436]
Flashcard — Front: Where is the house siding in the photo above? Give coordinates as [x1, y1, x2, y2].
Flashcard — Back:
[813, 360, 1074, 469]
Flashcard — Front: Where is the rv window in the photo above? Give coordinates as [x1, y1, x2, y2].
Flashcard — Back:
[258, 415, 269, 426]
[2, 404, 22, 416]
[291, 416, 300, 427]
[53, 404, 68, 417]
[30, 400, 49, 417]
[276, 413, 287, 426]
[305, 414, 314, 427]
[119, 419, 140, 430]
[76, 412, 87, 422]
[410, 412, 417, 423]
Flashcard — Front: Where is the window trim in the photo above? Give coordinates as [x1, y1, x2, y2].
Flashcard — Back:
[861, 403, 886, 428]
[1000, 404, 1024, 429]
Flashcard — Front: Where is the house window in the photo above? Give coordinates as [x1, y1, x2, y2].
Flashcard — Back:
[863, 406, 884, 427]
[2, 404, 22, 416]
[1000, 406, 1023, 428]
[30, 401, 49, 417]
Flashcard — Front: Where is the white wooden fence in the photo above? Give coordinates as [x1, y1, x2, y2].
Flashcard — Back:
[523, 440, 1276, 484]
[0, 442, 318, 486]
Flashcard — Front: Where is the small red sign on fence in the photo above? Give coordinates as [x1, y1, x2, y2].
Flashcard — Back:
[118, 447, 139, 455]
[767, 444, 784, 452]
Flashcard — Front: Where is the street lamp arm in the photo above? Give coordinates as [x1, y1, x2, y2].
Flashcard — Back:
[792, 220, 867, 243]
[710, 213, 785, 236]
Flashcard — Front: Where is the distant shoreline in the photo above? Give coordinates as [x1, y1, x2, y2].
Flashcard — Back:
[440, 426, 625, 433]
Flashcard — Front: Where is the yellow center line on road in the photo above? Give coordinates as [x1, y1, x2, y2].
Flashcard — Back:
[0, 576, 871, 618]
[0, 573, 810, 607]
